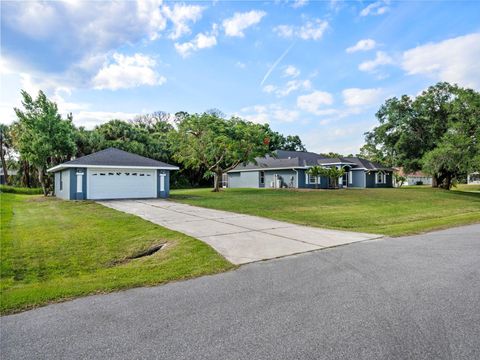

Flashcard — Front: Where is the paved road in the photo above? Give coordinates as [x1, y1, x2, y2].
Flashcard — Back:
[2, 224, 480, 360]
[100, 199, 381, 264]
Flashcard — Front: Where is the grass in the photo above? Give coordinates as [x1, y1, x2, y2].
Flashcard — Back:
[171, 187, 480, 237]
[453, 184, 480, 192]
[0, 185, 43, 194]
[0, 193, 233, 315]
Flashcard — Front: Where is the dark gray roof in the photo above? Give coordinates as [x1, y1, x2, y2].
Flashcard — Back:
[48, 148, 178, 172]
[230, 150, 393, 172]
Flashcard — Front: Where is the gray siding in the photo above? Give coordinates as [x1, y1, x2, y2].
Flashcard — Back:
[227, 171, 260, 188]
[350, 170, 366, 188]
[54, 169, 71, 200]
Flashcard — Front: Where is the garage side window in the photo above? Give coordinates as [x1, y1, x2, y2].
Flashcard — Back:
[59, 172, 63, 191]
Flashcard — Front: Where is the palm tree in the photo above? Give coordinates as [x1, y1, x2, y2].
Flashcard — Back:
[307, 166, 324, 189]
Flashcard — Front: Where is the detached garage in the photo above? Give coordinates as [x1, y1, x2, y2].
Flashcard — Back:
[47, 148, 179, 200]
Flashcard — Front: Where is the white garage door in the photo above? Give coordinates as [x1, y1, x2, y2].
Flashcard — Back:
[87, 168, 157, 200]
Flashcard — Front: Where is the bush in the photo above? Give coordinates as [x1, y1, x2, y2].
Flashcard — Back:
[415, 181, 424, 186]
[0, 185, 43, 195]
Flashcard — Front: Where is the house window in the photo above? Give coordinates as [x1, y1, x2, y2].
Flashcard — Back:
[259, 171, 265, 185]
[376, 172, 386, 184]
[309, 174, 317, 184]
[59, 172, 63, 191]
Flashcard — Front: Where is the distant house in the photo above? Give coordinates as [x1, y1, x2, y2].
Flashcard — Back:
[47, 148, 178, 200]
[395, 168, 432, 186]
[223, 150, 393, 189]
[0, 167, 18, 185]
[468, 172, 480, 185]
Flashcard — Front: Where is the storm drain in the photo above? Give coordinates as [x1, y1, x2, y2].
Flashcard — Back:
[110, 243, 166, 266]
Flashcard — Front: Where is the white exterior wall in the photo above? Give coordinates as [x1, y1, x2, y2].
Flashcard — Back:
[467, 172, 480, 184]
[406, 175, 432, 185]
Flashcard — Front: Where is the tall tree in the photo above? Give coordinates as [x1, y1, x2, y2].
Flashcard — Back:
[0, 124, 12, 185]
[261, 125, 307, 152]
[363, 82, 480, 188]
[14, 90, 77, 195]
[173, 113, 271, 192]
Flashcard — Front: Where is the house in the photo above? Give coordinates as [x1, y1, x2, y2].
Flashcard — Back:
[468, 172, 480, 185]
[0, 167, 18, 185]
[47, 148, 179, 200]
[224, 150, 393, 189]
[395, 168, 432, 186]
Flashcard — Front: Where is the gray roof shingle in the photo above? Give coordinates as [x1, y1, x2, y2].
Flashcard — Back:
[48, 148, 178, 172]
[230, 150, 392, 172]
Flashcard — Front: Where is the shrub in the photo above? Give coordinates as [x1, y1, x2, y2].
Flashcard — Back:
[0, 185, 43, 195]
[415, 181, 424, 186]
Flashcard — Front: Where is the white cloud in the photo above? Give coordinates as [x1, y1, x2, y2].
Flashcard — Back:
[274, 19, 328, 41]
[92, 53, 166, 90]
[401, 33, 480, 89]
[346, 39, 376, 53]
[3, 1, 169, 51]
[297, 90, 334, 114]
[175, 25, 218, 58]
[223, 10, 266, 37]
[274, 25, 294, 38]
[342, 88, 383, 106]
[283, 65, 300, 78]
[292, 0, 308, 9]
[162, 3, 205, 40]
[240, 104, 300, 124]
[236, 61, 246, 69]
[358, 51, 393, 72]
[264, 79, 311, 97]
[360, 1, 390, 17]
[73, 111, 138, 129]
[262, 85, 277, 93]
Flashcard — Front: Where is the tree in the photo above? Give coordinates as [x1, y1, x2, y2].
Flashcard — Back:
[0, 124, 13, 185]
[307, 166, 323, 189]
[173, 113, 271, 192]
[363, 82, 480, 188]
[393, 173, 406, 187]
[323, 167, 345, 189]
[13, 90, 77, 195]
[75, 126, 105, 157]
[261, 125, 307, 152]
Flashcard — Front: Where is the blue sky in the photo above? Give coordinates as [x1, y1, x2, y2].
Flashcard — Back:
[1, 0, 479, 154]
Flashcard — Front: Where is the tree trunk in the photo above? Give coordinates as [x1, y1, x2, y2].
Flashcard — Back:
[37, 166, 48, 196]
[22, 161, 30, 187]
[444, 174, 452, 190]
[0, 147, 8, 185]
[213, 171, 222, 192]
[432, 175, 438, 188]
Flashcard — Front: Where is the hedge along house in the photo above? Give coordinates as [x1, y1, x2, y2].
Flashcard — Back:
[47, 148, 179, 200]
[224, 150, 393, 189]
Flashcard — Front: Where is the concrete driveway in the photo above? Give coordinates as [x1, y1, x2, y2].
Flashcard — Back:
[2, 225, 479, 360]
[99, 199, 382, 264]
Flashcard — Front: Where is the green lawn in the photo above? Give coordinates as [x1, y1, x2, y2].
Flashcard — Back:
[171, 187, 480, 236]
[0, 193, 233, 315]
[453, 184, 480, 192]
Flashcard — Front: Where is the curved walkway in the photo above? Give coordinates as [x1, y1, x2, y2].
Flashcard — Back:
[99, 199, 382, 264]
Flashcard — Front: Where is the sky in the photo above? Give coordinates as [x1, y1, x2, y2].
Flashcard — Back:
[1, 0, 479, 154]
